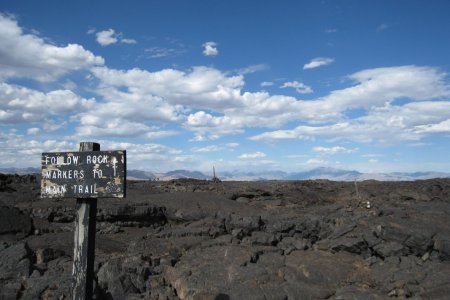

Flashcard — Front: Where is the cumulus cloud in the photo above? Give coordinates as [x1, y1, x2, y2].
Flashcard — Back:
[96, 29, 118, 46]
[70, 140, 190, 171]
[91, 66, 244, 110]
[251, 66, 450, 143]
[83, 66, 246, 139]
[0, 132, 76, 167]
[88, 66, 310, 140]
[88, 65, 244, 139]
[0, 83, 95, 124]
[186, 111, 244, 139]
[313, 146, 358, 155]
[280, 81, 313, 94]
[251, 101, 450, 143]
[202, 41, 218, 56]
[347, 66, 448, 101]
[85, 64, 450, 143]
[414, 119, 450, 134]
[95, 28, 137, 46]
[239, 151, 266, 159]
[303, 57, 334, 70]
[5, 52, 443, 146]
[77, 122, 176, 139]
[0, 13, 104, 81]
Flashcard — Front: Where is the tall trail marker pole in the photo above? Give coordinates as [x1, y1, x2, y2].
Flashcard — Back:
[73, 142, 99, 300]
[41, 142, 126, 300]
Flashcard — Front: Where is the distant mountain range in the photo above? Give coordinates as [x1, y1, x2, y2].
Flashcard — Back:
[217, 167, 450, 181]
[126, 169, 210, 181]
[2, 166, 449, 181]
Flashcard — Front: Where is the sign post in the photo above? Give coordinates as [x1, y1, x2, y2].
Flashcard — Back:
[41, 142, 126, 300]
[73, 142, 98, 300]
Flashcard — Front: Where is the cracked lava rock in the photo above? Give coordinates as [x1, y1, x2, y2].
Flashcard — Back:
[1, 174, 450, 299]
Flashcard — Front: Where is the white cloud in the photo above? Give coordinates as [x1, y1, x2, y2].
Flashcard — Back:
[76, 119, 152, 137]
[121, 38, 137, 44]
[348, 65, 448, 100]
[62, 79, 77, 90]
[251, 101, 450, 143]
[251, 65, 450, 143]
[76, 112, 179, 139]
[186, 111, 244, 139]
[27, 127, 40, 135]
[236, 64, 269, 75]
[42, 120, 67, 132]
[413, 119, 450, 134]
[0, 83, 95, 124]
[0, 13, 104, 81]
[287, 154, 308, 159]
[362, 154, 383, 158]
[89, 66, 313, 140]
[189, 134, 208, 142]
[5, 58, 442, 147]
[191, 145, 222, 153]
[145, 130, 179, 139]
[408, 142, 431, 147]
[84, 140, 192, 171]
[202, 41, 218, 56]
[76, 102, 181, 138]
[280, 81, 313, 94]
[83, 66, 246, 139]
[239, 151, 266, 159]
[191, 143, 239, 153]
[303, 57, 334, 70]
[305, 158, 328, 165]
[96, 29, 118, 46]
[226, 142, 239, 148]
[313, 146, 357, 155]
[91, 66, 244, 110]
[249, 128, 302, 141]
[95, 28, 137, 46]
[87, 64, 443, 144]
[261, 81, 274, 87]
[1, 133, 196, 171]
[0, 132, 76, 167]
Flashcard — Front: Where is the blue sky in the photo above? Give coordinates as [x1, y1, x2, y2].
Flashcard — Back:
[1, 0, 449, 173]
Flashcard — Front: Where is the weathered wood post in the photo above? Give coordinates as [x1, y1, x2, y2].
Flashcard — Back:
[40, 143, 126, 299]
[72, 142, 99, 300]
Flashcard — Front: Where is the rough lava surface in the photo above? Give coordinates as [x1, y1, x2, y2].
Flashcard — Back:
[1, 173, 450, 299]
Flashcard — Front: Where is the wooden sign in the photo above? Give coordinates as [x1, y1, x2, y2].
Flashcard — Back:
[41, 150, 126, 198]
